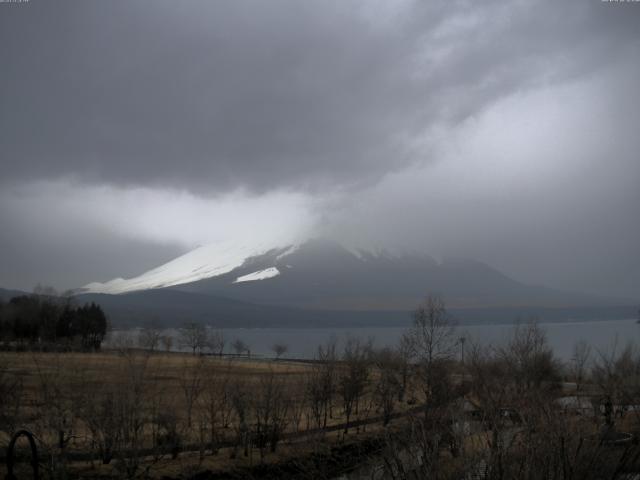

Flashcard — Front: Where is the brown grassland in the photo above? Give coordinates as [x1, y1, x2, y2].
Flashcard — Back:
[0, 349, 415, 479]
[4, 310, 640, 479]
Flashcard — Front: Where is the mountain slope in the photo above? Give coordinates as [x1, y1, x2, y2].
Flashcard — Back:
[83, 238, 633, 311]
[81, 240, 294, 294]
[176, 239, 625, 310]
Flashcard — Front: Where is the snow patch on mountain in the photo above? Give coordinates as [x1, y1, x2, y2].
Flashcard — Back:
[80, 237, 437, 295]
[81, 240, 289, 294]
[234, 267, 280, 283]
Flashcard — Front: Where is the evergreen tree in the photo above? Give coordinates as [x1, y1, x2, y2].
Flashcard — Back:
[0, 295, 108, 350]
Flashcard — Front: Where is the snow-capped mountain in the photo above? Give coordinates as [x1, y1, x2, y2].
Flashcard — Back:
[81, 238, 620, 311]
[81, 239, 299, 294]
[81, 237, 400, 295]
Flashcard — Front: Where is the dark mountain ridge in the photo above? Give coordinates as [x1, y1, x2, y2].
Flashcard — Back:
[174, 239, 630, 310]
[3, 239, 637, 328]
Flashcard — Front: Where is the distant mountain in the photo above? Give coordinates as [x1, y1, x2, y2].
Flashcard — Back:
[83, 238, 634, 311]
[74, 238, 640, 327]
[0, 287, 28, 301]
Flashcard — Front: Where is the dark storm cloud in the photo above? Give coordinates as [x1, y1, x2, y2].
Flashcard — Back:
[1, 0, 638, 193]
[1, 0, 639, 299]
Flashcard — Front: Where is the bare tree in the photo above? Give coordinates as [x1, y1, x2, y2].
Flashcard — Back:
[592, 342, 640, 427]
[405, 294, 456, 365]
[395, 334, 412, 402]
[151, 410, 181, 460]
[138, 325, 161, 353]
[179, 357, 206, 428]
[271, 342, 288, 360]
[570, 340, 592, 391]
[229, 378, 251, 458]
[288, 382, 307, 435]
[316, 337, 338, 427]
[208, 328, 225, 356]
[498, 322, 560, 394]
[115, 350, 158, 478]
[178, 322, 209, 355]
[339, 337, 371, 434]
[232, 338, 249, 357]
[76, 350, 152, 473]
[405, 295, 456, 415]
[305, 367, 327, 431]
[160, 334, 173, 352]
[32, 354, 78, 476]
[372, 348, 400, 426]
[253, 368, 290, 459]
[0, 354, 23, 436]
[199, 362, 233, 454]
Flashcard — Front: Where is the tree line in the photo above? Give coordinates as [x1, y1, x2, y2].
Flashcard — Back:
[0, 290, 107, 350]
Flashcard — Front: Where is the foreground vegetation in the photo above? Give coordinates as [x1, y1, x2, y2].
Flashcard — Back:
[2, 295, 640, 479]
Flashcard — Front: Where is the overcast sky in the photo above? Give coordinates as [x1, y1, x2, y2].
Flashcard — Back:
[1, 0, 639, 299]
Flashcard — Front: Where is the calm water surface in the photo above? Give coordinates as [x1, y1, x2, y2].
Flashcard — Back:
[108, 318, 640, 361]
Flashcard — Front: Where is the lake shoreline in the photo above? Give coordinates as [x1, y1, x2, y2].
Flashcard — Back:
[107, 317, 640, 361]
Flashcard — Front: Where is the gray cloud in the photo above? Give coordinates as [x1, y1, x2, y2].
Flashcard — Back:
[1, 0, 639, 299]
[0, 204, 184, 292]
[319, 53, 640, 299]
[1, 1, 638, 193]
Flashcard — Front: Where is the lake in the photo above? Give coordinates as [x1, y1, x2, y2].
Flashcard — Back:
[107, 318, 640, 361]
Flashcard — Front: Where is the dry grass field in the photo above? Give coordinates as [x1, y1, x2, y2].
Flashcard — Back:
[3, 322, 632, 479]
[0, 349, 414, 479]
